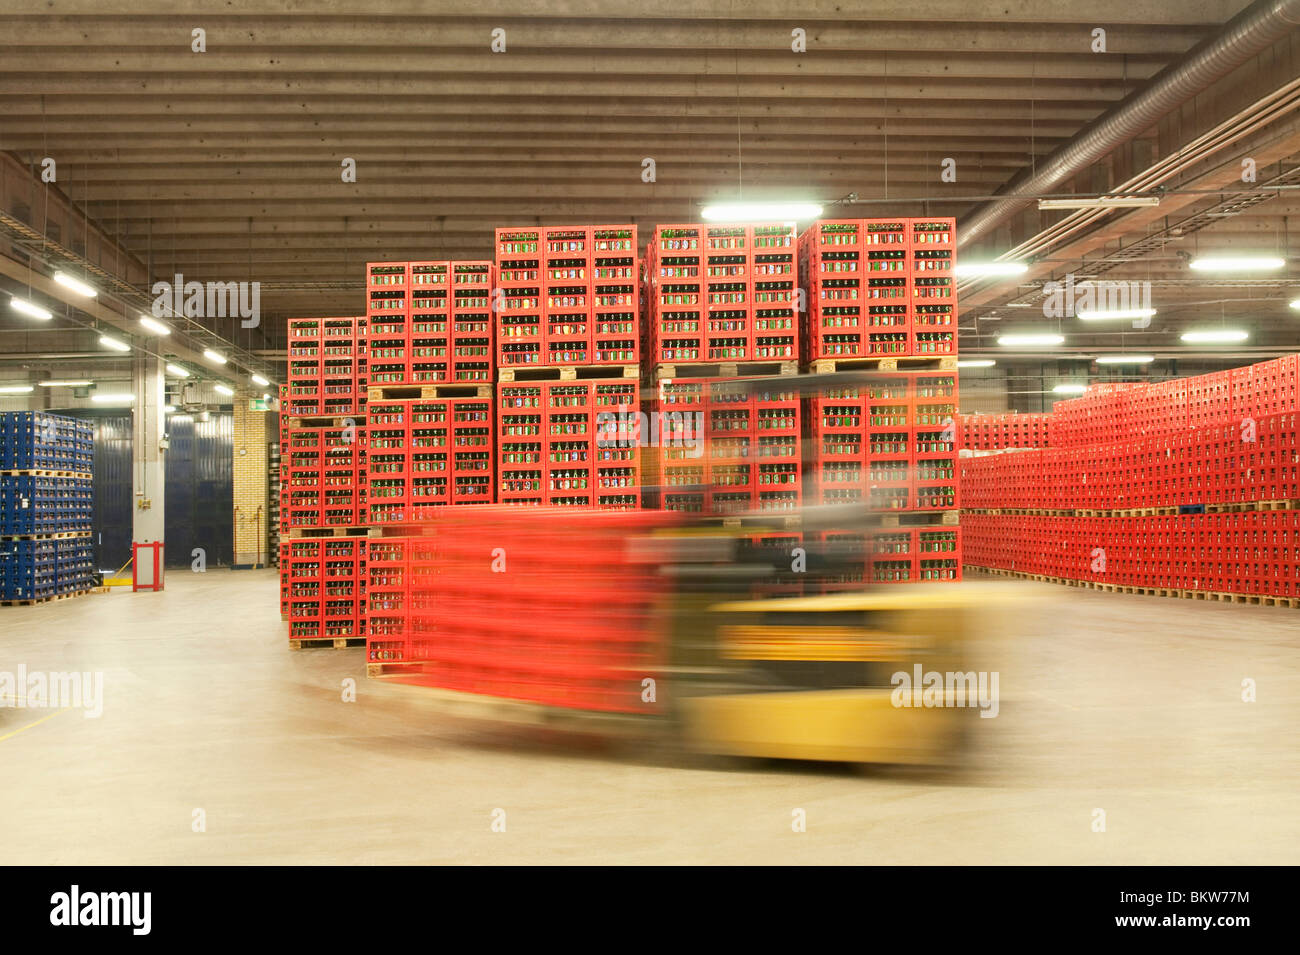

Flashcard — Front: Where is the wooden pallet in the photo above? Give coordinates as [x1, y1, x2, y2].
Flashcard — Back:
[0, 469, 93, 479]
[367, 523, 438, 538]
[289, 636, 367, 650]
[879, 508, 960, 527]
[367, 382, 494, 402]
[964, 565, 1299, 608]
[498, 364, 638, 383]
[809, 355, 958, 374]
[0, 531, 93, 540]
[285, 414, 366, 430]
[1204, 499, 1300, 513]
[287, 525, 370, 539]
[653, 360, 797, 381]
[0, 588, 90, 606]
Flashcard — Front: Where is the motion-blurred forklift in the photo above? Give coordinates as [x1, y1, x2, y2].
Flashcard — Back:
[644, 372, 991, 767]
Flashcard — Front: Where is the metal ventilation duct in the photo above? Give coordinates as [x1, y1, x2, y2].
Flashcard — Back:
[958, 0, 1300, 248]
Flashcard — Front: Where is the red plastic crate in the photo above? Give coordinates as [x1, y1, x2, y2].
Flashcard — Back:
[496, 379, 640, 509]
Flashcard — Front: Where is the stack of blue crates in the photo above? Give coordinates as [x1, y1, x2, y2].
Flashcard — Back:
[0, 412, 95, 601]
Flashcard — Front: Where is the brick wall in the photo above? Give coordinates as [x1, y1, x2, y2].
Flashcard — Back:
[232, 390, 273, 566]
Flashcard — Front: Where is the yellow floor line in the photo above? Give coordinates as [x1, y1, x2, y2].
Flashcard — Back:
[0, 706, 72, 742]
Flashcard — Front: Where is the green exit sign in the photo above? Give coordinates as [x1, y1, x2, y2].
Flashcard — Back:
[249, 398, 269, 411]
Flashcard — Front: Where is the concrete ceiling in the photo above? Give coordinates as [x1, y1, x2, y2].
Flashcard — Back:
[0, 0, 1296, 366]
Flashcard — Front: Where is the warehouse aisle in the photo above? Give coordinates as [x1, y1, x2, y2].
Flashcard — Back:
[1, 570, 1295, 865]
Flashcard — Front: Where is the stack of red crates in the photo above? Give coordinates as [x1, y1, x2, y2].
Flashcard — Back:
[959, 412, 1052, 450]
[655, 377, 802, 514]
[281, 538, 367, 640]
[798, 218, 956, 362]
[644, 223, 799, 366]
[367, 508, 674, 710]
[280, 316, 370, 645]
[807, 370, 959, 512]
[963, 356, 1300, 599]
[497, 379, 641, 508]
[367, 261, 495, 385]
[367, 395, 495, 523]
[285, 317, 368, 417]
[494, 226, 638, 370]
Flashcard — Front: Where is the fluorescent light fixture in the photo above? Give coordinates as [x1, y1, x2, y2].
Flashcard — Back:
[955, 262, 1028, 278]
[52, 271, 97, 297]
[139, 315, 171, 336]
[10, 297, 52, 321]
[997, 333, 1065, 346]
[1052, 383, 1088, 394]
[91, 393, 134, 404]
[1076, 307, 1157, 321]
[1189, 256, 1284, 272]
[165, 363, 190, 378]
[164, 404, 177, 413]
[38, 379, 93, 387]
[1038, 196, 1160, 211]
[251, 373, 270, 387]
[99, 335, 131, 352]
[203, 349, 227, 365]
[214, 384, 234, 396]
[0, 385, 34, 394]
[1094, 355, 1155, 365]
[1180, 329, 1249, 343]
[699, 202, 823, 222]
[956, 359, 996, 368]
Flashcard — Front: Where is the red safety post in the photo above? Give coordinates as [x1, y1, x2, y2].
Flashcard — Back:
[132, 541, 165, 592]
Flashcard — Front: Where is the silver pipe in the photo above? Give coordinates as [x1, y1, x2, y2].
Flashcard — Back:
[958, 0, 1300, 249]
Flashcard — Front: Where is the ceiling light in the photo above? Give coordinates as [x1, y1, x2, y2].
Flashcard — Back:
[1180, 329, 1249, 343]
[1038, 196, 1160, 210]
[1188, 256, 1284, 272]
[955, 262, 1029, 278]
[1094, 355, 1155, 365]
[99, 335, 131, 352]
[956, 359, 996, 368]
[214, 384, 234, 397]
[1076, 308, 1157, 321]
[699, 202, 823, 222]
[203, 349, 227, 365]
[10, 298, 52, 321]
[1289, 297, 1300, 310]
[0, 385, 35, 394]
[52, 272, 97, 297]
[166, 364, 190, 378]
[251, 373, 270, 387]
[38, 379, 93, 387]
[164, 405, 177, 413]
[139, 316, 171, 336]
[997, 333, 1065, 346]
[1052, 383, 1088, 394]
[91, 393, 134, 404]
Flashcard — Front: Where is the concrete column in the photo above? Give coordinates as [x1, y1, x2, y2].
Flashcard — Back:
[132, 352, 166, 584]
[232, 388, 272, 568]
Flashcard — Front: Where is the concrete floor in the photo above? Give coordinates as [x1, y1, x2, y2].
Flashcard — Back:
[1, 568, 1296, 865]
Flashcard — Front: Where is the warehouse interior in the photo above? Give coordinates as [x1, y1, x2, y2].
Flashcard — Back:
[0, 1, 1297, 867]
